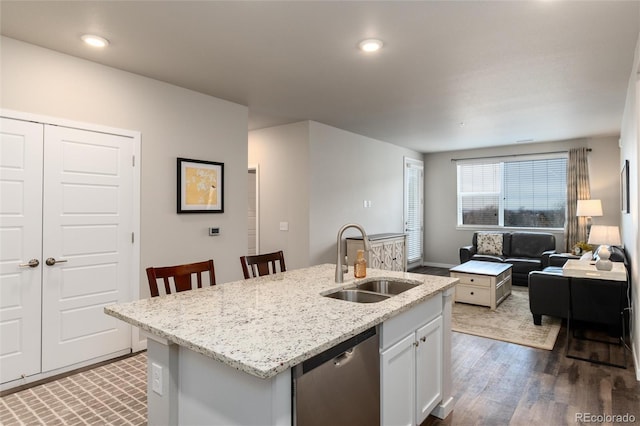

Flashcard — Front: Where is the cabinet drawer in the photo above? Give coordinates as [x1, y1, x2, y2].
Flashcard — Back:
[451, 272, 491, 287]
[455, 284, 490, 306]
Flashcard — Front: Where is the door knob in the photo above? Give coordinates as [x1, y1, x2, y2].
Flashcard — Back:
[45, 257, 68, 266]
[19, 259, 40, 268]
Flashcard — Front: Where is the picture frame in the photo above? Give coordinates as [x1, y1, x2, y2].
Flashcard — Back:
[177, 157, 224, 213]
[621, 159, 629, 214]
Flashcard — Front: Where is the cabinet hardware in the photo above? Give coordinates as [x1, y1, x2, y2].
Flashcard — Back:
[45, 257, 68, 266]
[420, 336, 426, 342]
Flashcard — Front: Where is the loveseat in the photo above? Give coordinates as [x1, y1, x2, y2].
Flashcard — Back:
[528, 245, 630, 326]
[459, 231, 557, 286]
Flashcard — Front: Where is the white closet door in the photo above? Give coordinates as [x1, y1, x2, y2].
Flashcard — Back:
[0, 118, 43, 383]
[41, 125, 133, 371]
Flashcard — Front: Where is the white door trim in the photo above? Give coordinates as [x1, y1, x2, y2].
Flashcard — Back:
[0, 109, 142, 353]
[248, 164, 260, 255]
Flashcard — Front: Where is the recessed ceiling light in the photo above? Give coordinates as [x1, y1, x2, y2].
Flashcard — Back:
[81, 34, 109, 48]
[358, 39, 383, 53]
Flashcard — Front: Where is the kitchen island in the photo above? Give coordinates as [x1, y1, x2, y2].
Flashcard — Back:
[105, 264, 457, 425]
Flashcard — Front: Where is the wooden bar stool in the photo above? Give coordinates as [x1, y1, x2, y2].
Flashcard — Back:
[146, 259, 216, 297]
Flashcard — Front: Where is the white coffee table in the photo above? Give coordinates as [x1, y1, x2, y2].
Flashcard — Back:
[450, 261, 512, 310]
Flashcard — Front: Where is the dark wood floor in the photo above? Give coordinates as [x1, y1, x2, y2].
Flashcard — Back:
[412, 266, 640, 426]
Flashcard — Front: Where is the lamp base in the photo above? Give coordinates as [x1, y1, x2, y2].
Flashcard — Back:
[594, 245, 613, 271]
[595, 258, 613, 271]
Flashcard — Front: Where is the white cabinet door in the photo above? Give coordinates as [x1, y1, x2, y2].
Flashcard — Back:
[415, 316, 443, 425]
[381, 333, 415, 426]
[368, 242, 384, 269]
[0, 118, 43, 383]
[390, 239, 405, 272]
[41, 125, 133, 371]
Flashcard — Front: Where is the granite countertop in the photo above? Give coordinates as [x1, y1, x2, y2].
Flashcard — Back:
[105, 264, 457, 379]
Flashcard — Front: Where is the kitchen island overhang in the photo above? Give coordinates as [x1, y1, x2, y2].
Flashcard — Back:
[105, 264, 457, 425]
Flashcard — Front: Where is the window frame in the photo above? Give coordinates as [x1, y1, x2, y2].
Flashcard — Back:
[455, 153, 568, 231]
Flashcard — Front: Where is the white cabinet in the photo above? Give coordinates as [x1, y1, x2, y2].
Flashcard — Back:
[347, 233, 406, 272]
[381, 334, 415, 426]
[415, 317, 443, 423]
[380, 295, 443, 425]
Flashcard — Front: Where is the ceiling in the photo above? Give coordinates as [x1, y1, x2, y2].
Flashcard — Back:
[1, 1, 639, 153]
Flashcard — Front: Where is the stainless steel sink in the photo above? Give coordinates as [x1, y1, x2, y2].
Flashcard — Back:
[355, 279, 419, 295]
[323, 279, 421, 303]
[324, 289, 390, 303]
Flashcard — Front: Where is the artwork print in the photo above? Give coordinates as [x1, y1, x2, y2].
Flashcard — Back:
[177, 158, 224, 213]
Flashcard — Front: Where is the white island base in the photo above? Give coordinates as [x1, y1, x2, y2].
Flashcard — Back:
[146, 336, 291, 425]
[145, 288, 454, 426]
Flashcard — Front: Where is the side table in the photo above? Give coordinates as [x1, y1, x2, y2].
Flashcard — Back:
[562, 260, 629, 368]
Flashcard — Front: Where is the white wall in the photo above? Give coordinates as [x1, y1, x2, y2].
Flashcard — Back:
[1, 37, 249, 292]
[619, 33, 640, 380]
[423, 136, 621, 268]
[249, 120, 422, 267]
[308, 121, 422, 265]
[248, 122, 310, 270]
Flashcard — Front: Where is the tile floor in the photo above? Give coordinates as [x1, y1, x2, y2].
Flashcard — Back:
[0, 352, 147, 426]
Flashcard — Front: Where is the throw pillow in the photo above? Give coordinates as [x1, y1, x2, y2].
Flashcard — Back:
[477, 233, 503, 256]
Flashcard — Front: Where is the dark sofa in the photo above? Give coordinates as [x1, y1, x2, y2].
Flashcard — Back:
[459, 231, 557, 286]
[528, 245, 630, 326]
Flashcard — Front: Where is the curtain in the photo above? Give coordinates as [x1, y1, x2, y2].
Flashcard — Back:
[565, 148, 591, 251]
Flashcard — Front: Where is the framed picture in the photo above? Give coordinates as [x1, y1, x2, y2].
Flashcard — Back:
[177, 157, 224, 213]
[621, 159, 629, 214]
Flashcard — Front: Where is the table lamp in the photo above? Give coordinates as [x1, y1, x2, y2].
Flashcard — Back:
[587, 225, 621, 271]
[576, 199, 603, 238]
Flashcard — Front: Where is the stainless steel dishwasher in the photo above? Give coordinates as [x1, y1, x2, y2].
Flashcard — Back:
[292, 326, 380, 426]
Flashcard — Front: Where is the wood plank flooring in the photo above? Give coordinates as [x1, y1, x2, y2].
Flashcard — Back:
[424, 329, 639, 425]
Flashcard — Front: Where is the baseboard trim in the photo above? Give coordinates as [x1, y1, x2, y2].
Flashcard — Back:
[422, 261, 456, 269]
[633, 342, 640, 381]
[431, 396, 454, 419]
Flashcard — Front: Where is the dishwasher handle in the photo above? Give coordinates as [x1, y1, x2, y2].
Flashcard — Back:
[333, 348, 354, 367]
[299, 327, 376, 374]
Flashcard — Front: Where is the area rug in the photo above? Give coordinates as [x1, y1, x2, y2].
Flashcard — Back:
[451, 286, 561, 350]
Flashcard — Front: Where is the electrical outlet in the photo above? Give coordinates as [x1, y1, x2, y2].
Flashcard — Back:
[152, 363, 163, 395]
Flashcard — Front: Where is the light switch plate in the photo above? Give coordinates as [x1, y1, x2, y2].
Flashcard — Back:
[279, 222, 289, 231]
[152, 363, 162, 395]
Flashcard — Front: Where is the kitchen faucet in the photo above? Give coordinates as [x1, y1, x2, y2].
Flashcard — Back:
[335, 223, 371, 283]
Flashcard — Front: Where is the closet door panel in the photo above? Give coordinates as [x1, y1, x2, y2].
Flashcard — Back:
[41, 125, 133, 372]
[0, 118, 43, 383]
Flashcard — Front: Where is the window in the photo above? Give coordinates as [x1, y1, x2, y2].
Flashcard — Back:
[457, 154, 567, 229]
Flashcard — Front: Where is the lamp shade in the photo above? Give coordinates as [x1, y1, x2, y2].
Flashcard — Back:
[576, 199, 603, 217]
[587, 225, 621, 246]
